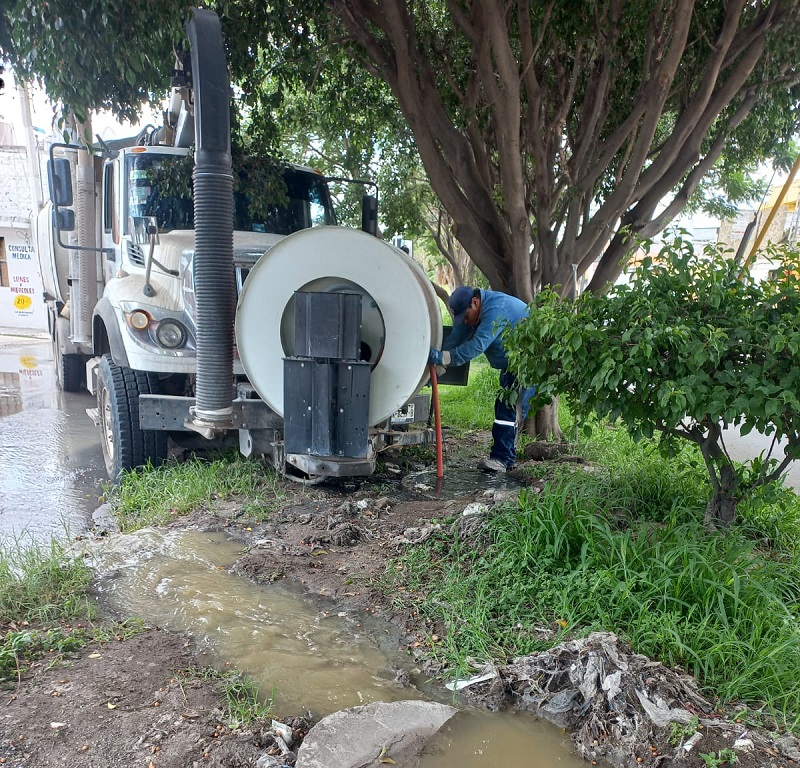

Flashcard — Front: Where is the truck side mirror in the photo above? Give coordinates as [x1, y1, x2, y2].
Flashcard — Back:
[53, 207, 75, 232]
[361, 194, 378, 237]
[130, 216, 159, 245]
[47, 158, 73, 207]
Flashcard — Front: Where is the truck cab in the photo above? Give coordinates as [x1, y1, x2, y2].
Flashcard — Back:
[92, 144, 336, 376]
[37, 141, 344, 477]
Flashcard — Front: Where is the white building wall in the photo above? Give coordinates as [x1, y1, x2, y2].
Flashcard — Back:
[0, 71, 47, 332]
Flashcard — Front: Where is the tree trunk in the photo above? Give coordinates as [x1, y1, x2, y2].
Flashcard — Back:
[704, 492, 738, 529]
[703, 457, 738, 528]
[524, 397, 563, 441]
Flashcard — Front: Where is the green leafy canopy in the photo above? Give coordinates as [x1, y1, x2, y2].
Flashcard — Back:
[0, 0, 187, 122]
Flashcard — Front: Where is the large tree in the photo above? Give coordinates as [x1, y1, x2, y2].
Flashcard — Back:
[6, 1, 798, 303]
[331, 0, 800, 301]
[6, 0, 799, 441]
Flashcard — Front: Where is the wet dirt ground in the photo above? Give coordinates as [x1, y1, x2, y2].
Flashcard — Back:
[4, 451, 800, 768]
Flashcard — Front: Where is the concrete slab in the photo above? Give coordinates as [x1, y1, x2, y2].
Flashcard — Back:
[296, 700, 457, 768]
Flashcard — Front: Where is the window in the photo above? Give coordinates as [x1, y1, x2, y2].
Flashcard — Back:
[125, 154, 194, 234]
[103, 162, 115, 233]
[0, 238, 8, 287]
[234, 169, 336, 235]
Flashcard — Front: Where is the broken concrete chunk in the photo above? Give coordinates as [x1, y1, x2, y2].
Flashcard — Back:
[296, 700, 457, 768]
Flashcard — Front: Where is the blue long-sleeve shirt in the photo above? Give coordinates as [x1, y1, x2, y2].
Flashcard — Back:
[442, 289, 529, 370]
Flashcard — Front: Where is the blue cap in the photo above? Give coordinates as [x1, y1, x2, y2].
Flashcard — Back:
[449, 286, 476, 325]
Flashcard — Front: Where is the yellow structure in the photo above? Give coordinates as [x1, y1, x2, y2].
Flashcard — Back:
[744, 156, 800, 267]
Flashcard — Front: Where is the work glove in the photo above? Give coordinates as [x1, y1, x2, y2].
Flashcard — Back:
[428, 348, 451, 367]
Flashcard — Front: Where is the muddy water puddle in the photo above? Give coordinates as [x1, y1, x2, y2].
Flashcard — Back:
[401, 468, 524, 500]
[416, 710, 582, 767]
[87, 528, 585, 767]
[89, 529, 413, 716]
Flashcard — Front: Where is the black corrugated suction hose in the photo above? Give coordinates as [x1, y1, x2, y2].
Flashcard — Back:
[186, 9, 235, 422]
[193, 169, 234, 417]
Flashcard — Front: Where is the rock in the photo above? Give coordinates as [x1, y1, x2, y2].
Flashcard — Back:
[296, 700, 457, 768]
[462, 502, 489, 517]
[391, 524, 442, 546]
[481, 489, 517, 504]
[777, 734, 800, 761]
[91, 502, 119, 533]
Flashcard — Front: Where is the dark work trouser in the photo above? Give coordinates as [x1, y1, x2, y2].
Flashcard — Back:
[489, 369, 536, 468]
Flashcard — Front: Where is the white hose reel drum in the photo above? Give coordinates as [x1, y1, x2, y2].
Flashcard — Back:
[236, 226, 443, 426]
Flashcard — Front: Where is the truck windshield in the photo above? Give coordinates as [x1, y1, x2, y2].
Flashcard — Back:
[125, 155, 335, 234]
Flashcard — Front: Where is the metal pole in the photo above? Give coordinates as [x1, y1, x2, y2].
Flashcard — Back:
[744, 154, 800, 270]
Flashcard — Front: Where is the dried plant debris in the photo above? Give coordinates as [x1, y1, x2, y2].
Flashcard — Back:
[461, 633, 714, 765]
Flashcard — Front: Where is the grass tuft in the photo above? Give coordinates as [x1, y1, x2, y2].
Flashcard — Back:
[178, 668, 273, 728]
[109, 453, 289, 531]
[0, 535, 143, 681]
[0, 534, 93, 624]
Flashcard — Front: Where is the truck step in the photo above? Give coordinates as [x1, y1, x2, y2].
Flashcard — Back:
[86, 407, 101, 427]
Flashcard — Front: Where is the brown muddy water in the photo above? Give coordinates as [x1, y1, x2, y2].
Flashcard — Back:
[86, 528, 587, 767]
[401, 468, 524, 500]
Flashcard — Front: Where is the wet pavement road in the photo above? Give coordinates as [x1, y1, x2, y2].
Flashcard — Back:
[0, 332, 106, 544]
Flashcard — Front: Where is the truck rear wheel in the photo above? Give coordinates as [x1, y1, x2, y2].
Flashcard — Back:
[97, 354, 168, 480]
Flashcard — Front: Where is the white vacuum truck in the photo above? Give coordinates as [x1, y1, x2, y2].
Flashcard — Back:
[36, 9, 443, 481]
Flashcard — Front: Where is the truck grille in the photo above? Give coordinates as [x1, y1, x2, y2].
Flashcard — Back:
[127, 241, 146, 267]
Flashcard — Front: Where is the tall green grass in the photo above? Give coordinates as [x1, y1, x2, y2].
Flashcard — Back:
[0, 535, 92, 623]
[110, 454, 288, 531]
[0, 535, 96, 679]
[437, 357, 497, 432]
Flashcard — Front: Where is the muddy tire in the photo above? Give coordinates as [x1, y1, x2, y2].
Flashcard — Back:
[56, 351, 84, 392]
[52, 315, 84, 392]
[97, 354, 168, 480]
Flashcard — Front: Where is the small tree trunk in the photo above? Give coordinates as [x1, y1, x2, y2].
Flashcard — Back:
[703, 461, 738, 528]
[524, 397, 563, 441]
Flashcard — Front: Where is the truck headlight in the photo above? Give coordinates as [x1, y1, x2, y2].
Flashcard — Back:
[155, 318, 187, 349]
[129, 310, 151, 330]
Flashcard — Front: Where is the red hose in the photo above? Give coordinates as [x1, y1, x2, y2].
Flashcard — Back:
[429, 364, 444, 478]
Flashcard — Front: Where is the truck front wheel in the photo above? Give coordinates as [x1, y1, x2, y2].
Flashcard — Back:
[97, 354, 168, 480]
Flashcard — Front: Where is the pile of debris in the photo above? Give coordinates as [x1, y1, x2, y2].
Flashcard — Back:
[460, 632, 713, 765]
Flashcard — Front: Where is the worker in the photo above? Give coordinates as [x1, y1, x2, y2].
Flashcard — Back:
[429, 286, 535, 473]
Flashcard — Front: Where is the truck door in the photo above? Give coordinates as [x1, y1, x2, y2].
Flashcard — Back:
[100, 157, 122, 282]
